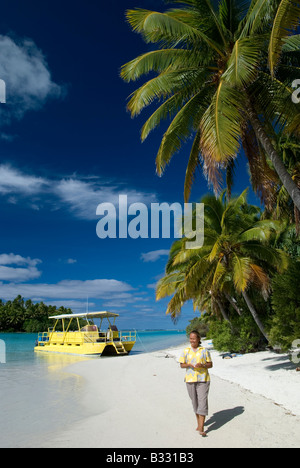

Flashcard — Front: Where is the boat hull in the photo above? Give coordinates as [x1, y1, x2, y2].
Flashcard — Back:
[34, 341, 135, 356]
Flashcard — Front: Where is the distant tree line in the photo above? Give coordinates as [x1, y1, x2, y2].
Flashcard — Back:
[0, 296, 84, 333]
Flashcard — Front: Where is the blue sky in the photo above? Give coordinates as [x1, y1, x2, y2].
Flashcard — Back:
[0, 0, 256, 330]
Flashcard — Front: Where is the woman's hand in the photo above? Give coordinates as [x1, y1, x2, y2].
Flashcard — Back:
[194, 362, 213, 369]
[194, 363, 205, 369]
[180, 363, 195, 370]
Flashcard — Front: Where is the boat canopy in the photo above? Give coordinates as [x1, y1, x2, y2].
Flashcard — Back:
[49, 311, 120, 320]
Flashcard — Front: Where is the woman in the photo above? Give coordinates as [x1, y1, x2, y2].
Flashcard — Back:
[179, 331, 213, 437]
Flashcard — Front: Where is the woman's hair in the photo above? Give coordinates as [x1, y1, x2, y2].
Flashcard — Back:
[190, 330, 201, 342]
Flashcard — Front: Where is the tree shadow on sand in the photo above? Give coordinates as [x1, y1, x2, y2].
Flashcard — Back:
[205, 406, 245, 433]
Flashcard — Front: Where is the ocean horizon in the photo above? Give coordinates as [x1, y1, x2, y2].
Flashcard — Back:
[0, 330, 188, 448]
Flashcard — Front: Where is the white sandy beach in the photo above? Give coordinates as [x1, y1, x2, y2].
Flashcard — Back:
[35, 341, 300, 449]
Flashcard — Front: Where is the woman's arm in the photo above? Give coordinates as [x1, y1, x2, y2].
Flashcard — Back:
[194, 361, 213, 369]
[180, 363, 194, 369]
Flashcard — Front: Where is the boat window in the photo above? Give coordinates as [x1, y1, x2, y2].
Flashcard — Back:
[80, 325, 98, 332]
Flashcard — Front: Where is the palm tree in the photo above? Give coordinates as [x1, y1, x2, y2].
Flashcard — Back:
[156, 190, 289, 340]
[121, 0, 300, 210]
[271, 136, 300, 233]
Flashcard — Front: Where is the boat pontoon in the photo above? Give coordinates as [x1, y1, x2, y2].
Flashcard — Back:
[34, 311, 136, 356]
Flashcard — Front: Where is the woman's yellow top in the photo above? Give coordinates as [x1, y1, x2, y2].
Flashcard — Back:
[179, 346, 212, 383]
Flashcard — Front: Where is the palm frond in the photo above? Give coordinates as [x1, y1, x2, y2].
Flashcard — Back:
[249, 263, 270, 297]
[121, 49, 197, 83]
[232, 254, 251, 292]
[156, 88, 209, 175]
[212, 259, 227, 287]
[269, 0, 300, 76]
[282, 34, 300, 53]
[184, 130, 202, 202]
[140, 94, 184, 142]
[240, 219, 281, 243]
[250, 72, 298, 131]
[126, 8, 225, 56]
[201, 194, 224, 232]
[223, 37, 263, 87]
[241, 243, 289, 272]
[239, 0, 278, 38]
[218, 0, 248, 36]
[140, 68, 212, 141]
[127, 68, 200, 117]
[200, 80, 244, 165]
[156, 272, 185, 300]
[209, 237, 225, 262]
[165, 286, 187, 322]
[171, 246, 200, 266]
[221, 188, 249, 232]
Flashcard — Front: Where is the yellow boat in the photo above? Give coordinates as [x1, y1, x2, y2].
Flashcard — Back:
[34, 311, 136, 356]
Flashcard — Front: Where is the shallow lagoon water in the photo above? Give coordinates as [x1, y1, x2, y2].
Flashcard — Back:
[0, 334, 90, 447]
[0, 331, 187, 447]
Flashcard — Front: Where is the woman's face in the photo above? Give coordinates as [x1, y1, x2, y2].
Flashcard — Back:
[189, 333, 200, 349]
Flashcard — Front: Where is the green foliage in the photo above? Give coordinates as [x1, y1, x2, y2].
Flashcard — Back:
[157, 189, 287, 342]
[122, 0, 300, 204]
[269, 262, 300, 351]
[186, 316, 210, 338]
[0, 296, 84, 333]
[207, 314, 266, 353]
[274, 225, 300, 261]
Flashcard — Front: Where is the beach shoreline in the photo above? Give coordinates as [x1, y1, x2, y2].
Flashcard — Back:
[34, 340, 300, 449]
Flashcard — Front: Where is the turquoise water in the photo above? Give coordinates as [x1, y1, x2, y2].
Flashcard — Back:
[0, 331, 187, 447]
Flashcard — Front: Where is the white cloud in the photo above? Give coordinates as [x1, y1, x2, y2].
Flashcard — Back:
[43, 300, 96, 312]
[0, 164, 157, 220]
[0, 253, 42, 282]
[54, 177, 156, 220]
[0, 278, 134, 301]
[141, 250, 170, 262]
[0, 165, 48, 195]
[0, 252, 151, 310]
[0, 35, 63, 125]
[0, 265, 41, 282]
[0, 253, 41, 267]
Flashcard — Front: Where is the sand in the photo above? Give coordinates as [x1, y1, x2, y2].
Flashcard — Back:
[36, 340, 300, 449]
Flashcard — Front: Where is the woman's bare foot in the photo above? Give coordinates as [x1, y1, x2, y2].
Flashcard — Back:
[197, 414, 207, 436]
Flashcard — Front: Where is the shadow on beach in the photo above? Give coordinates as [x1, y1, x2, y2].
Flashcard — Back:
[206, 406, 245, 433]
[261, 354, 296, 372]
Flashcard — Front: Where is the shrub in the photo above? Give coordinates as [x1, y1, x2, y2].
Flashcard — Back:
[186, 316, 209, 338]
[269, 262, 300, 352]
[207, 314, 266, 353]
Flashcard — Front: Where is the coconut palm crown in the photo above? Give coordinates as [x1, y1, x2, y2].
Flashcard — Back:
[156, 189, 289, 340]
[121, 0, 300, 209]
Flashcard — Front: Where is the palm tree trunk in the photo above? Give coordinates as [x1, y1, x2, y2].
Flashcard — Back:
[225, 293, 242, 316]
[246, 100, 300, 212]
[215, 298, 232, 324]
[242, 290, 269, 342]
